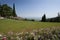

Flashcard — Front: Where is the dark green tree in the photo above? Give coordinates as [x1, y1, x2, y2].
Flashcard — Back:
[13, 3, 17, 17]
[0, 4, 1, 16]
[1, 4, 13, 17]
[0, 3, 2, 17]
[58, 12, 60, 17]
[57, 12, 60, 22]
[41, 14, 46, 22]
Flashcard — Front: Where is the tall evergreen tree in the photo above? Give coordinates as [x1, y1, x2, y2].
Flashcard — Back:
[13, 3, 17, 17]
[57, 12, 60, 22]
[58, 12, 60, 17]
[0, 4, 1, 16]
[41, 14, 46, 22]
[0, 3, 2, 16]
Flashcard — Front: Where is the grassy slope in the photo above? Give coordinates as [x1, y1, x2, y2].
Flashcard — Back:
[0, 19, 60, 33]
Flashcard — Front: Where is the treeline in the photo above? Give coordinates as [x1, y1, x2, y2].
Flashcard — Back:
[24, 13, 60, 22]
[41, 13, 60, 22]
[0, 3, 17, 18]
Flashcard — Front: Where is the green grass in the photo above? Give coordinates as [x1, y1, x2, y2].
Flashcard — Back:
[0, 19, 60, 33]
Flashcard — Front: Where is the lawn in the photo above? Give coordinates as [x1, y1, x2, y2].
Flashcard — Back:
[0, 19, 60, 33]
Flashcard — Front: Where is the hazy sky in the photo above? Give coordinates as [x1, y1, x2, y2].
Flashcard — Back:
[0, 0, 60, 18]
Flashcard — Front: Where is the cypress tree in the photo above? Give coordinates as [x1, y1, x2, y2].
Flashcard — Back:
[0, 4, 1, 16]
[0, 3, 2, 16]
[13, 3, 17, 17]
[41, 14, 46, 22]
[0, 4, 3, 17]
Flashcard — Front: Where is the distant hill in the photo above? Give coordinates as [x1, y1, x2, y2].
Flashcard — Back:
[24, 17, 41, 21]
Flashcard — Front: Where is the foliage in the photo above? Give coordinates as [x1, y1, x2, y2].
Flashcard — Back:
[41, 14, 46, 22]
[0, 26, 60, 40]
[0, 4, 13, 17]
[31, 19, 35, 21]
[12, 3, 17, 17]
[46, 13, 60, 22]
[24, 18, 35, 21]
[46, 16, 60, 22]
[0, 4, 17, 18]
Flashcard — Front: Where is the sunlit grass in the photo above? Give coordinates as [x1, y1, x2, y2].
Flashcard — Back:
[0, 19, 60, 33]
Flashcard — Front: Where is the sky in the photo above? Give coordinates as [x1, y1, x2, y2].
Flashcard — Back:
[0, 0, 60, 18]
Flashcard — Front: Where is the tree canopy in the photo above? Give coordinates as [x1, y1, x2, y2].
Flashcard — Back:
[0, 4, 17, 18]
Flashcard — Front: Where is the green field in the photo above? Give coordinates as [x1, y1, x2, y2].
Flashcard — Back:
[0, 19, 60, 33]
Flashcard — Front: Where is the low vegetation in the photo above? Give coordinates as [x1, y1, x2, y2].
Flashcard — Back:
[0, 25, 60, 40]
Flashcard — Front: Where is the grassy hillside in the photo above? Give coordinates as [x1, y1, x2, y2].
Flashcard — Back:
[0, 19, 60, 33]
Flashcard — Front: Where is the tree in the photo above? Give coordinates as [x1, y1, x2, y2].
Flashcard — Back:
[12, 3, 17, 17]
[0, 4, 13, 17]
[57, 12, 60, 22]
[0, 4, 3, 17]
[0, 4, 1, 16]
[0, 3, 17, 18]
[58, 12, 60, 17]
[41, 14, 46, 22]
